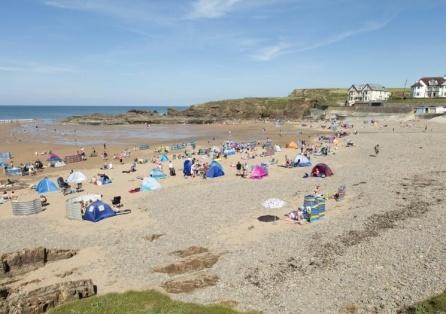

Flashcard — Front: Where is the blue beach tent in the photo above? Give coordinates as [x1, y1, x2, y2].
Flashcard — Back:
[36, 177, 59, 193]
[98, 174, 112, 185]
[140, 177, 162, 192]
[160, 154, 169, 162]
[183, 160, 192, 176]
[150, 168, 167, 179]
[83, 200, 116, 222]
[223, 148, 236, 156]
[206, 161, 224, 178]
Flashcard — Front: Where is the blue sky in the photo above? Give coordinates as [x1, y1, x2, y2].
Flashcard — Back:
[0, 0, 445, 106]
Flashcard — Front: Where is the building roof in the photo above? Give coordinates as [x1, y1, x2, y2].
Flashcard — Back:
[349, 84, 387, 91]
[413, 76, 446, 87]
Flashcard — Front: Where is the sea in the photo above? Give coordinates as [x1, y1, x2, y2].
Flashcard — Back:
[0, 105, 188, 122]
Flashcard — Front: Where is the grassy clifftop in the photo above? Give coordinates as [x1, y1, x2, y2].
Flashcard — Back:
[288, 88, 348, 105]
[170, 96, 318, 121]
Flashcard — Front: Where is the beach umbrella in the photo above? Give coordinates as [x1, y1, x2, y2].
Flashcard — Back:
[262, 198, 286, 209]
[67, 171, 86, 184]
[262, 198, 286, 224]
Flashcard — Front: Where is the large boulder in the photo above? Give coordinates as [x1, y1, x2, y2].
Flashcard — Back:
[1, 279, 96, 314]
[1, 248, 77, 278]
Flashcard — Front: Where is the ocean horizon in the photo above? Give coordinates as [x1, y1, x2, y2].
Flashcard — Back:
[0, 105, 189, 121]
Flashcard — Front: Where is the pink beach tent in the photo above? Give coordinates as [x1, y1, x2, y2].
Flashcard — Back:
[250, 165, 268, 179]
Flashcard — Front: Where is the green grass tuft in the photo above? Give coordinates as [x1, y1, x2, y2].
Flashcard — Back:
[49, 290, 259, 314]
[400, 291, 446, 313]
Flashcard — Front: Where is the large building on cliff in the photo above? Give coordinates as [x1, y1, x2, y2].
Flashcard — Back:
[347, 84, 391, 106]
[411, 76, 446, 98]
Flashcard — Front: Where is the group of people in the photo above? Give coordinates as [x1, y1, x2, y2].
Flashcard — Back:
[0, 190, 17, 204]
[2, 160, 45, 176]
[235, 161, 250, 177]
[186, 158, 209, 179]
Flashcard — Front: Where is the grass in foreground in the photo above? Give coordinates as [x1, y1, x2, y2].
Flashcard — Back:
[50, 290, 259, 314]
[400, 291, 446, 313]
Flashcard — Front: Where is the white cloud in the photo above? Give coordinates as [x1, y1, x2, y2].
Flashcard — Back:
[294, 19, 393, 53]
[188, 0, 244, 18]
[252, 41, 290, 61]
[43, 0, 176, 25]
[251, 18, 393, 61]
[0, 66, 23, 72]
[0, 62, 78, 74]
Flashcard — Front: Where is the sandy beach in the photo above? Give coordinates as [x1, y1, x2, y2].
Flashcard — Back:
[1, 118, 445, 313]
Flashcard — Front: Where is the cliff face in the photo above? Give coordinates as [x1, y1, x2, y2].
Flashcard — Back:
[173, 97, 318, 120]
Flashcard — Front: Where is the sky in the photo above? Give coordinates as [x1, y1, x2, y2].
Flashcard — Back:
[0, 0, 445, 106]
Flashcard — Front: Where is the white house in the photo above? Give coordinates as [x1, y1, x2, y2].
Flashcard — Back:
[347, 84, 391, 106]
[411, 76, 446, 98]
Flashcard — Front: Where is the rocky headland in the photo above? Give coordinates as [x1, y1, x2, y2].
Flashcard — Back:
[63, 96, 320, 125]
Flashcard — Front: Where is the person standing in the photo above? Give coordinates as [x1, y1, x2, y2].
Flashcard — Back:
[374, 144, 380, 155]
[236, 161, 242, 175]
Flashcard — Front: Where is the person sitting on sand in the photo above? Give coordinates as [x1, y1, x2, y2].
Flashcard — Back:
[130, 160, 137, 172]
[314, 185, 322, 196]
[202, 163, 208, 179]
[40, 195, 48, 207]
[285, 155, 291, 168]
[10, 191, 17, 201]
[287, 208, 304, 224]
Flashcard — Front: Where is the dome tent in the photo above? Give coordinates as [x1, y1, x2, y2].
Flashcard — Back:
[47, 153, 62, 162]
[47, 153, 64, 167]
[311, 163, 333, 177]
[250, 165, 268, 179]
[83, 200, 116, 222]
[206, 161, 224, 178]
[293, 155, 311, 167]
[36, 177, 59, 193]
[140, 177, 161, 192]
[223, 148, 236, 156]
[160, 154, 169, 162]
[150, 168, 167, 179]
[98, 174, 112, 185]
[67, 171, 86, 184]
[286, 141, 298, 149]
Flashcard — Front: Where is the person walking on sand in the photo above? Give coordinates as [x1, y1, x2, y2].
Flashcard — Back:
[374, 144, 380, 155]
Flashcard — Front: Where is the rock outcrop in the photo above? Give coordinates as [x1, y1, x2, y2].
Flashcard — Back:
[0, 247, 77, 278]
[0, 279, 96, 314]
[161, 273, 219, 294]
[63, 97, 318, 125]
[153, 252, 220, 275]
